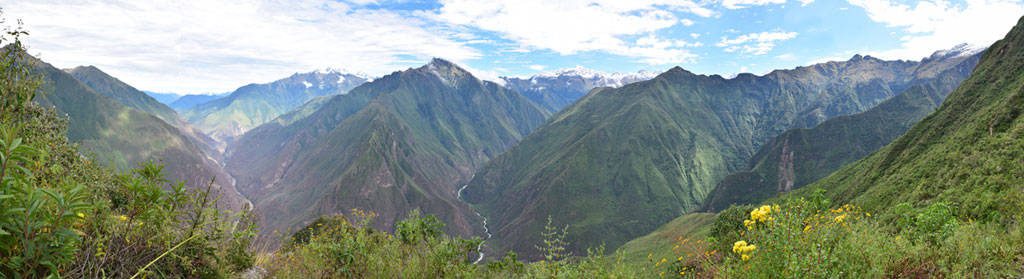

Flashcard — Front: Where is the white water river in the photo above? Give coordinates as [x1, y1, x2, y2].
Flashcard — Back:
[457, 182, 492, 265]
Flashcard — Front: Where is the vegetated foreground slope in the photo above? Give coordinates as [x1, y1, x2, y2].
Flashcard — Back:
[501, 66, 659, 111]
[464, 51, 981, 260]
[226, 58, 551, 240]
[68, 65, 222, 160]
[181, 69, 369, 147]
[795, 17, 1024, 223]
[28, 55, 244, 211]
[701, 49, 984, 212]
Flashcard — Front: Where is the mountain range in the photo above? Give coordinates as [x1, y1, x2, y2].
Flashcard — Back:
[142, 90, 182, 105]
[180, 68, 371, 147]
[225, 59, 551, 238]
[168, 93, 228, 111]
[27, 28, 1003, 266]
[462, 47, 983, 260]
[501, 66, 660, 111]
[790, 19, 1024, 222]
[700, 48, 984, 212]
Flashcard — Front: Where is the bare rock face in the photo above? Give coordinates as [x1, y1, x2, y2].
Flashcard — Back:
[777, 139, 795, 193]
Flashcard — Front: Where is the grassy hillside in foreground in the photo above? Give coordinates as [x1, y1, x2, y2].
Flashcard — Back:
[700, 50, 982, 212]
[618, 213, 716, 267]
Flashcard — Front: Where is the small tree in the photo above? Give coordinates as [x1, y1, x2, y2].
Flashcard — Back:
[535, 215, 571, 262]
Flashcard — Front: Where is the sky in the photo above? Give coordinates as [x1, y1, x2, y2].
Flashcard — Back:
[2, 0, 1023, 94]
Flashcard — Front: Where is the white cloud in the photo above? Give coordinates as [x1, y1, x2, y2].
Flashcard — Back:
[3, 0, 481, 93]
[849, 0, 1024, 60]
[721, 0, 814, 9]
[460, 64, 507, 85]
[722, 0, 786, 9]
[528, 64, 547, 71]
[680, 19, 695, 26]
[435, 0, 709, 65]
[716, 30, 798, 55]
[690, 33, 701, 39]
[774, 53, 795, 60]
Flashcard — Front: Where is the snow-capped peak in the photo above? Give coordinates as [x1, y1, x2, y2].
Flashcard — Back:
[535, 66, 661, 81]
[537, 65, 607, 79]
[313, 67, 349, 75]
[312, 67, 374, 80]
[929, 43, 986, 59]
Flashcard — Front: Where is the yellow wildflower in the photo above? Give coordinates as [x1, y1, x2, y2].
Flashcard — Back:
[77, 212, 86, 219]
[118, 215, 128, 222]
[742, 254, 750, 261]
[803, 225, 812, 233]
[834, 214, 846, 223]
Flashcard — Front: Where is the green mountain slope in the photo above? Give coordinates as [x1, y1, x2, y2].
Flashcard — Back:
[181, 69, 369, 146]
[464, 52, 980, 260]
[793, 17, 1024, 223]
[226, 59, 551, 239]
[68, 66, 222, 158]
[700, 50, 983, 212]
[69, 66, 182, 125]
[28, 56, 244, 211]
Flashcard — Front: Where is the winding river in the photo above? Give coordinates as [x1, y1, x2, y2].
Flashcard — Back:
[457, 182, 492, 265]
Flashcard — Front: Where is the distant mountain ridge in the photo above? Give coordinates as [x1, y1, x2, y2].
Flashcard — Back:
[142, 90, 181, 104]
[501, 66, 660, 111]
[700, 49, 984, 212]
[463, 47, 982, 260]
[181, 69, 370, 147]
[169, 93, 227, 111]
[226, 58, 551, 241]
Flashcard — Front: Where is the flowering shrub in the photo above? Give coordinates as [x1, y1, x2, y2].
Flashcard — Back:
[672, 195, 1023, 278]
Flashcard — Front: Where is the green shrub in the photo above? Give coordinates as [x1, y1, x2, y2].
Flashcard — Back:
[0, 125, 92, 278]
